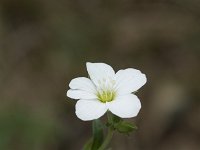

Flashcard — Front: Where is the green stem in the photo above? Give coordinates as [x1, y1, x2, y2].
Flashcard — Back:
[97, 112, 114, 150]
[97, 127, 114, 150]
[107, 111, 113, 123]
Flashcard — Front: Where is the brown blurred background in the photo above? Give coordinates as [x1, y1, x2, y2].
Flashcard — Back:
[0, 0, 200, 150]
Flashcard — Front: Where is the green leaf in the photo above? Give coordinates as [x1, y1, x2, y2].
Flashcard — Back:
[91, 119, 104, 150]
[112, 115, 122, 124]
[106, 112, 122, 128]
[115, 122, 137, 134]
[83, 138, 92, 150]
[106, 112, 137, 134]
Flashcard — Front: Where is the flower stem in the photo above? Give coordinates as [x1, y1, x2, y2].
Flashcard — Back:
[98, 127, 114, 150]
[98, 112, 114, 150]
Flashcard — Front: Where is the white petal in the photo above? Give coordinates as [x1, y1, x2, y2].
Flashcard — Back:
[67, 89, 97, 100]
[115, 68, 147, 95]
[107, 94, 141, 118]
[75, 99, 107, 121]
[69, 77, 96, 93]
[86, 62, 115, 87]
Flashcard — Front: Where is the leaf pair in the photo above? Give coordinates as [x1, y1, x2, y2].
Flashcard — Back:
[107, 113, 137, 134]
[83, 113, 138, 150]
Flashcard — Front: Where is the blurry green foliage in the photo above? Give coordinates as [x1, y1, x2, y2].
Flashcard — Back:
[0, 106, 55, 150]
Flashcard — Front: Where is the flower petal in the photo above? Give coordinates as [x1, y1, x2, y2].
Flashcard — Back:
[115, 68, 147, 95]
[67, 89, 97, 100]
[75, 99, 107, 121]
[107, 94, 141, 118]
[69, 77, 96, 93]
[86, 62, 115, 87]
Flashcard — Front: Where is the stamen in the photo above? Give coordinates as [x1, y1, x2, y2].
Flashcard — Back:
[96, 78, 117, 103]
[97, 89, 116, 103]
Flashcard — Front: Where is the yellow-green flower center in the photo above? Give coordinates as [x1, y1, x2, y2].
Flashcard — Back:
[97, 90, 116, 103]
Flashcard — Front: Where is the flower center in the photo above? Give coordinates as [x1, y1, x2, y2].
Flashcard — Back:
[96, 78, 116, 103]
[97, 90, 116, 103]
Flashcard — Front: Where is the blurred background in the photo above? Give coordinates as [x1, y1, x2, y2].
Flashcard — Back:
[0, 0, 200, 150]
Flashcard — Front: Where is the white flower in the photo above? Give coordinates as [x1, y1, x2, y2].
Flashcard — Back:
[67, 62, 147, 121]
